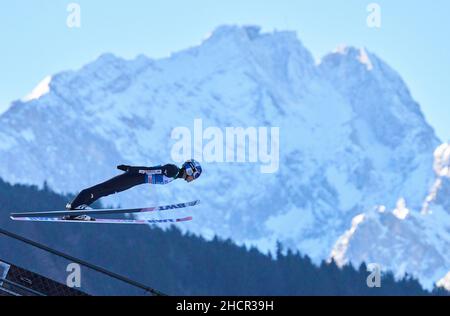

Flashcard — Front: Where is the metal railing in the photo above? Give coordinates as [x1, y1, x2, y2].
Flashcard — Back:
[0, 277, 46, 296]
[0, 227, 166, 296]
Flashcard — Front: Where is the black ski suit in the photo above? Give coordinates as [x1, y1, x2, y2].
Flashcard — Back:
[69, 164, 181, 209]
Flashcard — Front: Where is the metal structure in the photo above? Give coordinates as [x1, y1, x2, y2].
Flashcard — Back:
[0, 259, 87, 296]
[0, 227, 166, 296]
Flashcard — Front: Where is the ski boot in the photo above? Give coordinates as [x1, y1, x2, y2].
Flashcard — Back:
[62, 204, 95, 221]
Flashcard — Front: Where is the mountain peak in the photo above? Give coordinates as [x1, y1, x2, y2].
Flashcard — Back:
[321, 45, 408, 89]
[207, 25, 264, 42]
[96, 52, 122, 63]
[323, 45, 374, 71]
[205, 24, 301, 47]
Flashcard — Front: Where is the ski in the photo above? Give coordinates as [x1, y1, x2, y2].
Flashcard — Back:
[10, 200, 200, 219]
[10, 216, 193, 225]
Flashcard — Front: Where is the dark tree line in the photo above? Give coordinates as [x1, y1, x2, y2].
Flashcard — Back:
[0, 178, 448, 295]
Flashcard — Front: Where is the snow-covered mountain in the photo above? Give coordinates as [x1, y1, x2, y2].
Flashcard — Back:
[330, 143, 450, 290]
[0, 25, 448, 290]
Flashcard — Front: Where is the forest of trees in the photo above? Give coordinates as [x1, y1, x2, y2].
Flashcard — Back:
[0, 178, 448, 296]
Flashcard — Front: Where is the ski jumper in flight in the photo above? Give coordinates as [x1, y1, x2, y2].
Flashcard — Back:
[64, 159, 202, 220]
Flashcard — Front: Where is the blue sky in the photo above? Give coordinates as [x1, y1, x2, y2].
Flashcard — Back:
[1, 0, 449, 140]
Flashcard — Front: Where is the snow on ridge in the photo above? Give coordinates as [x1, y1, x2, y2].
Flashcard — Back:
[329, 213, 366, 266]
[358, 48, 373, 71]
[434, 143, 450, 177]
[422, 143, 450, 214]
[392, 198, 410, 220]
[437, 271, 450, 291]
[22, 75, 52, 102]
[331, 171, 450, 290]
[324, 45, 373, 71]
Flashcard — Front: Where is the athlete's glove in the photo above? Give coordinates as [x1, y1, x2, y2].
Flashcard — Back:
[117, 165, 131, 172]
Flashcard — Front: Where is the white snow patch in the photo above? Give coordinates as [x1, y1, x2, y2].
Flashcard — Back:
[392, 198, 409, 220]
[422, 143, 450, 214]
[422, 178, 441, 214]
[434, 143, 450, 177]
[358, 48, 373, 71]
[329, 213, 366, 266]
[202, 31, 213, 42]
[22, 76, 52, 102]
[331, 45, 373, 70]
[436, 271, 450, 291]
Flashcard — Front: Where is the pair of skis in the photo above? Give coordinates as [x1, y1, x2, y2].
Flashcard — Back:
[10, 200, 200, 225]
